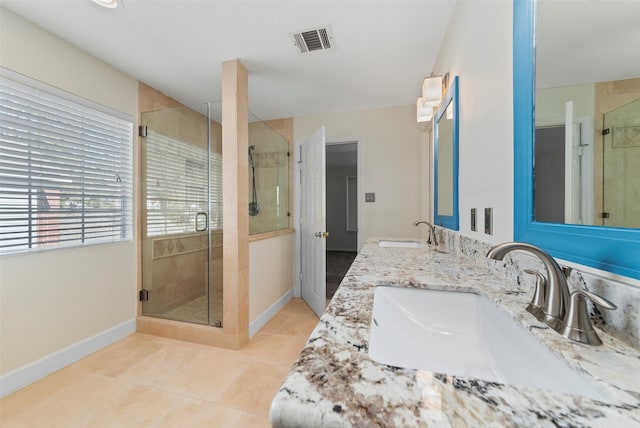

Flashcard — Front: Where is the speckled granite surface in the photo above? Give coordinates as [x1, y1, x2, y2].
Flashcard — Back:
[270, 239, 640, 427]
[434, 229, 640, 349]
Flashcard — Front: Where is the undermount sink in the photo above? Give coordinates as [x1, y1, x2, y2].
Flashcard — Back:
[369, 286, 607, 400]
[378, 240, 427, 249]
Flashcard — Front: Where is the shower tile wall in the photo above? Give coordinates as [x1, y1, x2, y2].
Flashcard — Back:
[594, 77, 640, 221]
[143, 232, 223, 323]
[248, 121, 290, 235]
[249, 152, 288, 234]
[209, 236, 224, 324]
[146, 234, 209, 314]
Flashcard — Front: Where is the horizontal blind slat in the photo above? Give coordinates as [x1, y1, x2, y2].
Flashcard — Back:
[0, 74, 133, 254]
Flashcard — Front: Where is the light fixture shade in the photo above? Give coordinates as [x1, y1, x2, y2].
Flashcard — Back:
[422, 76, 443, 108]
[416, 97, 433, 123]
[92, 0, 118, 8]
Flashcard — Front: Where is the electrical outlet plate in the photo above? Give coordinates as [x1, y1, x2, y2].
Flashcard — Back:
[484, 208, 493, 235]
[471, 208, 477, 231]
[365, 192, 376, 203]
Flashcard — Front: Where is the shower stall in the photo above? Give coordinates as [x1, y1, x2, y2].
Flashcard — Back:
[139, 103, 290, 328]
[602, 98, 640, 228]
[247, 114, 290, 236]
[140, 102, 224, 326]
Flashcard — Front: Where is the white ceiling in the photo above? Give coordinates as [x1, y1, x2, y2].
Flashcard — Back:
[1, 0, 456, 120]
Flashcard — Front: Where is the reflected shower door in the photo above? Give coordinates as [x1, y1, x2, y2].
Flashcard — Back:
[602, 98, 640, 228]
[248, 114, 290, 235]
[140, 104, 223, 326]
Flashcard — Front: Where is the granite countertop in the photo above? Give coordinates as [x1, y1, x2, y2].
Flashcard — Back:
[270, 240, 640, 427]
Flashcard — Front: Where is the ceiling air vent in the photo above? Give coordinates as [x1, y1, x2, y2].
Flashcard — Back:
[290, 26, 335, 54]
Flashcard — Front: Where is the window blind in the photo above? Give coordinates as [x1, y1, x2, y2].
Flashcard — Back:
[145, 128, 222, 237]
[0, 73, 133, 254]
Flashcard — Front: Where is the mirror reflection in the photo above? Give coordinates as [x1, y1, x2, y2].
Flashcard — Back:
[433, 75, 458, 230]
[437, 100, 454, 216]
[534, 0, 640, 228]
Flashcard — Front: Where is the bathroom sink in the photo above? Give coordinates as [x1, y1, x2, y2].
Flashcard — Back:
[369, 286, 607, 400]
[378, 240, 427, 249]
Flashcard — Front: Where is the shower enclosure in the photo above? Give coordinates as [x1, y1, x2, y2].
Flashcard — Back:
[138, 104, 290, 328]
[602, 98, 640, 228]
[139, 102, 224, 326]
[248, 114, 290, 235]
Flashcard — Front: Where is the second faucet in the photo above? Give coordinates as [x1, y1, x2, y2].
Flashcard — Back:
[413, 220, 438, 246]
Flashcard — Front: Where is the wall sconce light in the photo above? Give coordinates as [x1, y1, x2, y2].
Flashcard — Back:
[422, 76, 443, 107]
[416, 75, 444, 123]
[417, 97, 433, 123]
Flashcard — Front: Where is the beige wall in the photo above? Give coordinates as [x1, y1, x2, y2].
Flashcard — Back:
[247, 118, 295, 325]
[249, 233, 295, 323]
[0, 8, 138, 374]
[535, 84, 596, 127]
[0, 8, 136, 116]
[294, 104, 424, 248]
[431, 0, 514, 243]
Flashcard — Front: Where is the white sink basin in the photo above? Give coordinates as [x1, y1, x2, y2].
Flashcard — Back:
[369, 286, 607, 400]
[378, 240, 427, 248]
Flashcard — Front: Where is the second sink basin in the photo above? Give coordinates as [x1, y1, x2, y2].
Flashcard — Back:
[378, 240, 427, 248]
[369, 286, 607, 400]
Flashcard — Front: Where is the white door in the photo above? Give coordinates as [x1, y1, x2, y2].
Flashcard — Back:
[300, 127, 327, 317]
[564, 101, 595, 225]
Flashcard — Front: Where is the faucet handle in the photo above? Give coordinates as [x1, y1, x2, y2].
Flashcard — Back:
[576, 290, 616, 311]
[559, 290, 617, 346]
[523, 269, 547, 321]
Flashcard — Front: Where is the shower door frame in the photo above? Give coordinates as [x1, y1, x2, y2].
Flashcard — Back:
[602, 98, 640, 228]
[139, 103, 219, 326]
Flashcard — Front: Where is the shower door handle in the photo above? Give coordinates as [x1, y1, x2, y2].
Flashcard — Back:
[195, 212, 208, 232]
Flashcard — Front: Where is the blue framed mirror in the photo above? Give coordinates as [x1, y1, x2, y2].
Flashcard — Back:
[434, 76, 459, 230]
[514, 0, 640, 280]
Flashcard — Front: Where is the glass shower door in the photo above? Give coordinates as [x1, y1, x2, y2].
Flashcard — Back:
[248, 114, 290, 235]
[602, 98, 640, 228]
[140, 103, 221, 326]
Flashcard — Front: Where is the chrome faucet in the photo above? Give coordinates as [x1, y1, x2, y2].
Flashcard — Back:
[486, 242, 569, 330]
[522, 269, 547, 321]
[487, 242, 616, 345]
[413, 220, 438, 246]
[559, 290, 616, 346]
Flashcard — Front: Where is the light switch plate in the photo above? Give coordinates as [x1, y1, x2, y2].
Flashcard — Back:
[365, 192, 376, 203]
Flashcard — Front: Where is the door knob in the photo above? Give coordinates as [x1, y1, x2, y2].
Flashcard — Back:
[314, 231, 330, 238]
[322, 231, 330, 238]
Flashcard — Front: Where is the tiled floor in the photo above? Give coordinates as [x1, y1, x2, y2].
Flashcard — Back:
[0, 298, 319, 428]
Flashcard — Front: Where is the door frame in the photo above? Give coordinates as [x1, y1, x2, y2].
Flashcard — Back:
[294, 137, 362, 297]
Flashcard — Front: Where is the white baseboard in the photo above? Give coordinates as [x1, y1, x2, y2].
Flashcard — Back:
[249, 289, 293, 338]
[0, 319, 136, 398]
